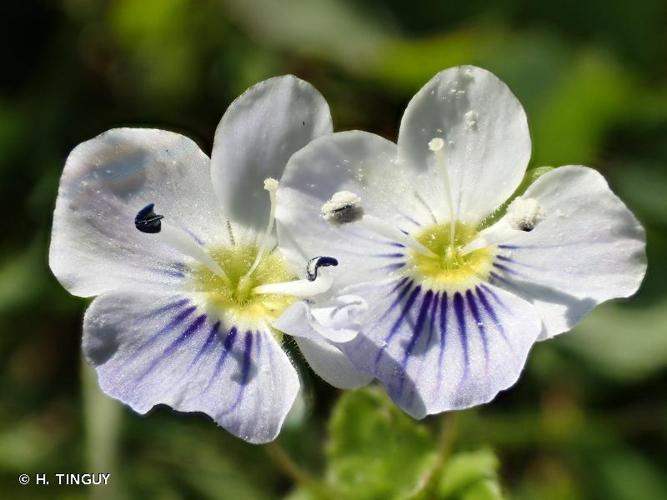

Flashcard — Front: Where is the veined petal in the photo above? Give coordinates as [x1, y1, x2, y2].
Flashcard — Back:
[339, 279, 541, 418]
[211, 75, 332, 232]
[397, 66, 531, 223]
[49, 128, 224, 297]
[277, 131, 426, 288]
[489, 166, 647, 339]
[83, 291, 299, 444]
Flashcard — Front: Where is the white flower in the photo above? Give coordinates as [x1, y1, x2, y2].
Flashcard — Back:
[275, 66, 647, 418]
[50, 76, 369, 444]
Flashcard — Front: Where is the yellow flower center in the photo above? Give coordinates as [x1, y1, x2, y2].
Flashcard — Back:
[189, 245, 297, 329]
[407, 223, 494, 292]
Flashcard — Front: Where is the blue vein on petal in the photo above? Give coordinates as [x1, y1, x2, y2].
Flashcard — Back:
[132, 304, 197, 360]
[190, 321, 221, 368]
[466, 290, 489, 366]
[204, 326, 238, 392]
[374, 284, 421, 369]
[435, 292, 449, 395]
[476, 287, 510, 344]
[220, 331, 255, 416]
[396, 290, 434, 396]
[453, 293, 469, 379]
[480, 283, 514, 315]
[137, 313, 207, 381]
[138, 298, 190, 322]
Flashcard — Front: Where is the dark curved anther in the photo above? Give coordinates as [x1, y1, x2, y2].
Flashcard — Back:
[306, 256, 339, 281]
[135, 203, 164, 234]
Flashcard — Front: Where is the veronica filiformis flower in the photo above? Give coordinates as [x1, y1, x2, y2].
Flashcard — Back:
[275, 66, 647, 418]
[50, 76, 369, 443]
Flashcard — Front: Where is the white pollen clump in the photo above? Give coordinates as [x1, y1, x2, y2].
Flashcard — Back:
[321, 191, 364, 224]
[507, 197, 545, 232]
[428, 137, 445, 152]
[264, 177, 279, 191]
[464, 110, 478, 130]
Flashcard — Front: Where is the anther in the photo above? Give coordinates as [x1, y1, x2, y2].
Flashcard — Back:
[321, 191, 364, 224]
[507, 198, 545, 232]
[321, 191, 436, 257]
[307, 256, 339, 281]
[135, 204, 164, 233]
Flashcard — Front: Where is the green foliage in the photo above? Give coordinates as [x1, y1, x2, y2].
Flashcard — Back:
[290, 388, 504, 500]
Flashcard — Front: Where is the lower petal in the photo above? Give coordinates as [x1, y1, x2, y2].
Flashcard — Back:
[83, 291, 299, 444]
[340, 279, 541, 417]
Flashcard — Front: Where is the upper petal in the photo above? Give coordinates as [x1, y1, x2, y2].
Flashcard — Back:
[83, 291, 299, 444]
[397, 65, 531, 223]
[277, 131, 428, 288]
[488, 166, 647, 339]
[211, 75, 333, 232]
[49, 128, 224, 297]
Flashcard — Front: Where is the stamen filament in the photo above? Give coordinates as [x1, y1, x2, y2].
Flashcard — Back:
[253, 275, 333, 298]
[428, 138, 457, 246]
[244, 178, 279, 279]
[361, 214, 437, 257]
[158, 223, 229, 281]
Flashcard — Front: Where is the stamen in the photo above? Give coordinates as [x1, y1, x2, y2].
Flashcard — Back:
[321, 192, 436, 257]
[428, 137, 456, 244]
[134, 204, 228, 281]
[321, 191, 364, 224]
[506, 197, 545, 232]
[306, 256, 339, 281]
[243, 178, 279, 279]
[459, 198, 546, 256]
[253, 275, 333, 298]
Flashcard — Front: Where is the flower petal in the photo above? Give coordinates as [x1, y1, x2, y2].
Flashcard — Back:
[274, 301, 373, 389]
[277, 131, 428, 288]
[83, 291, 299, 444]
[295, 336, 373, 389]
[211, 76, 332, 233]
[397, 65, 531, 223]
[339, 279, 541, 418]
[489, 166, 647, 339]
[49, 128, 224, 297]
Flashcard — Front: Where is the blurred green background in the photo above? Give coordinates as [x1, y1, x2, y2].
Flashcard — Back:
[1, 0, 666, 498]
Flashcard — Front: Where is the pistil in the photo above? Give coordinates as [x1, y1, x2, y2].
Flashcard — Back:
[428, 137, 457, 247]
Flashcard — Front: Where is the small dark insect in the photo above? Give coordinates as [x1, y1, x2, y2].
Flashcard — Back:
[306, 256, 339, 281]
[135, 203, 164, 233]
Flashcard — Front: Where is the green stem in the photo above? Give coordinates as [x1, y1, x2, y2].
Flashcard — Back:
[407, 412, 459, 499]
[265, 442, 335, 500]
[82, 358, 123, 500]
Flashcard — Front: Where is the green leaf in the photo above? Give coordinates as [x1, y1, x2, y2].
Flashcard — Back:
[326, 388, 436, 499]
[439, 450, 504, 500]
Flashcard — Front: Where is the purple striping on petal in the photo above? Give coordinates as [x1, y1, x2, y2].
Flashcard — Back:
[489, 271, 513, 289]
[465, 290, 489, 365]
[398, 212, 421, 227]
[389, 242, 406, 248]
[132, 305, 197, 359]
[435, 293, 449, 395]
[476, 288, 510, 344]
[140, 298, 190, 322]
[190, 321, 221, 367]
[221, 331, 254, 415]
[401, 291, 434, 366]
[375, 253, 406, 259]
[498, 244, 520, 250]
[381, 262, 406, 271]
[204, 327, 238, 392]
[377, 278, 414, 323]
[136, 314, 207, 381]
[453, 293, 469, 376]
[496, 255, 515, 263]
[480, 284, 514, 315]
[493, 262, 523, 277]
[162, 269, 185, 278]
[374, 285, 422, 368]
